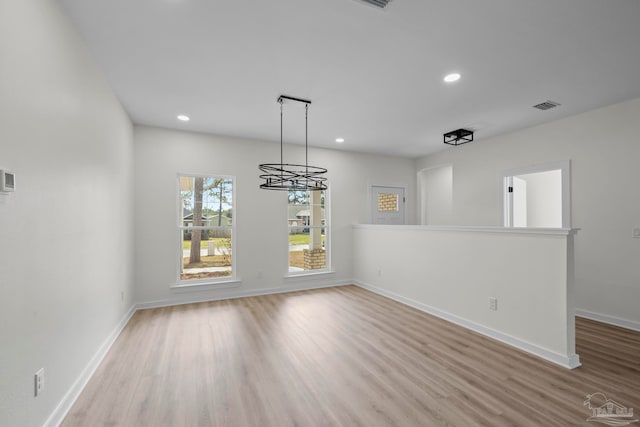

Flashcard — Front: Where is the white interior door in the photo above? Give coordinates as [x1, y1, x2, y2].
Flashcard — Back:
[371, 186, 405, 225]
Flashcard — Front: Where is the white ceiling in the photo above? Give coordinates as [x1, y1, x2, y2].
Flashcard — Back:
[57, 0, 640, 158]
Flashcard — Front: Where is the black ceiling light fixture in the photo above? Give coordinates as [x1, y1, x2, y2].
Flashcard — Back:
[444, 128, 474, 146]
[357, 0, 393, 8]
[259, 95, 328, 191]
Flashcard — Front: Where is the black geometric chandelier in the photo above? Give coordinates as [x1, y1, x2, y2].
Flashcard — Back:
[259, 95, 328, 191]
[443, 128, 474, 146]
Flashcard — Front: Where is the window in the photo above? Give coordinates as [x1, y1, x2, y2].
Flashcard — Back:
[288, 188, 329, 273]
[371, 185, 405, 225]
[377, 193, 399, 212]
[178, 175, 234, 284]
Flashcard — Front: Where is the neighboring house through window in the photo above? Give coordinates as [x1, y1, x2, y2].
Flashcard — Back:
[288, 188, 329, 273]
[178, 174, 234, 284]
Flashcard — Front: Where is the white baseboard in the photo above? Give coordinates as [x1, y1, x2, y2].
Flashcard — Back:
[137, 279, 351, 310]
[44, 304, 137, 427]
[354, 281, 581, 370]
[45, 279, 350, 426]
[576, 309, 640, 332]
[50, 279, 588, 426]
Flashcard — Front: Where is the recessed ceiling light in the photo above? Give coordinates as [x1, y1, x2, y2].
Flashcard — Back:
[335, 138, 345, 143]
[444, 73, 461, 83]
[177, 114, 190, 122]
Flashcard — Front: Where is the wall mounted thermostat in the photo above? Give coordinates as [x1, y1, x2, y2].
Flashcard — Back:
[0, 169, 15, 192]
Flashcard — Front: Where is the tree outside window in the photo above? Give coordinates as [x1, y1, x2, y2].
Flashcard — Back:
[179, 175, 234, 283]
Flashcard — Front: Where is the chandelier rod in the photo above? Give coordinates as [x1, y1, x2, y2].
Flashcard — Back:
[305, 103, 309, 181]
[280, 98, 283, 179]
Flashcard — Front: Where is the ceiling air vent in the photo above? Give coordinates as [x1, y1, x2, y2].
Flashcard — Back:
[357, 0, 392, 8]
[533, 100, 561, 111]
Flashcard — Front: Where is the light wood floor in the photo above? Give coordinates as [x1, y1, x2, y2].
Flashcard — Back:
[63, 285, 640, 427]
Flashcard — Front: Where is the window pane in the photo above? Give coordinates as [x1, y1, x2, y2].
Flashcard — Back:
[288, 189, 327, 273]
[377, 193, 399, 212]
[181, 229, 232, 281]
[179, 174, 234, 284]
[181, 177, 233, 227]
[288, 227, 326, 272]
[288, 190, 325, 225]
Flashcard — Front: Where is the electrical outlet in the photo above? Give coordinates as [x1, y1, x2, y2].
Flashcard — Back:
[633, 227, 640, 238]
[377, 268, 382, 277]
[488, 297, 498, 311]
[34, 368, 44, 397]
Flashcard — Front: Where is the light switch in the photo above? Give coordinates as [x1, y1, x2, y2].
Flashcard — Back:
[633, 228, 640, 238]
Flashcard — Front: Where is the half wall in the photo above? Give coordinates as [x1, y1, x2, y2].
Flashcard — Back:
[353, 225, 580, 368]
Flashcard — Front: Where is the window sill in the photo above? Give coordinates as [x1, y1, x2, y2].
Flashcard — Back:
[285, 270, 336, 279]
[170, 279, 242, 292]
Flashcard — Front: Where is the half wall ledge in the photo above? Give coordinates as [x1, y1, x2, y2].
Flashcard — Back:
[353, 223, 579, 235]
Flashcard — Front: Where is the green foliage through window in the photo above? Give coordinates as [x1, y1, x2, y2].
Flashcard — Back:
[179, 175, 234, 282]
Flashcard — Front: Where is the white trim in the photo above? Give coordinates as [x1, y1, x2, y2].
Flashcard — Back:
[353, 223, 579, 236]
[137, 279, 350, 310]
[502, 159, 571, 228]
[503, 160, 571, 180]
[176, 173, 237, 286]
[45, 280, 592, 425]
[504, 175, 514, 227]
[285, 270, 336, 279]
[46, 280, 349, 425]
[354, 280, 581, 369]
[576, 309, 640, 332]
[44, 305, 137, 427]
[170, 279, 242, 292]
[286, 186, 332, 274]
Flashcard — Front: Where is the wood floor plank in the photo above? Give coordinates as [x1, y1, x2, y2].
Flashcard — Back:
[62, 285, 640, 427]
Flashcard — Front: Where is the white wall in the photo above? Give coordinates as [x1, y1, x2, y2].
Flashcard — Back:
[523, 169, 562, 228]
[418, 165, 453, 225]
[353, 225, 579, 367]
[512, 176, 528, 227]
[416, 97, 640, 327]
[0, 1, 134, 426]
[134, 125, 416, 305]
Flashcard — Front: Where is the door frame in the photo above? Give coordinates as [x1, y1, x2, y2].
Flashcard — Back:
[502, 160, 571, 228]
[417, 164, 453, 225]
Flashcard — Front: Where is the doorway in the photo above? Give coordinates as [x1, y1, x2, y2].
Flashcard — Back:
[503, 161, 570, 228]
[418, 165, 453, 225]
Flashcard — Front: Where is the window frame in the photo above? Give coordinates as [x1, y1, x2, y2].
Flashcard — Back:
[286, 186, 331, 277]
[175, 173, 237, 288]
